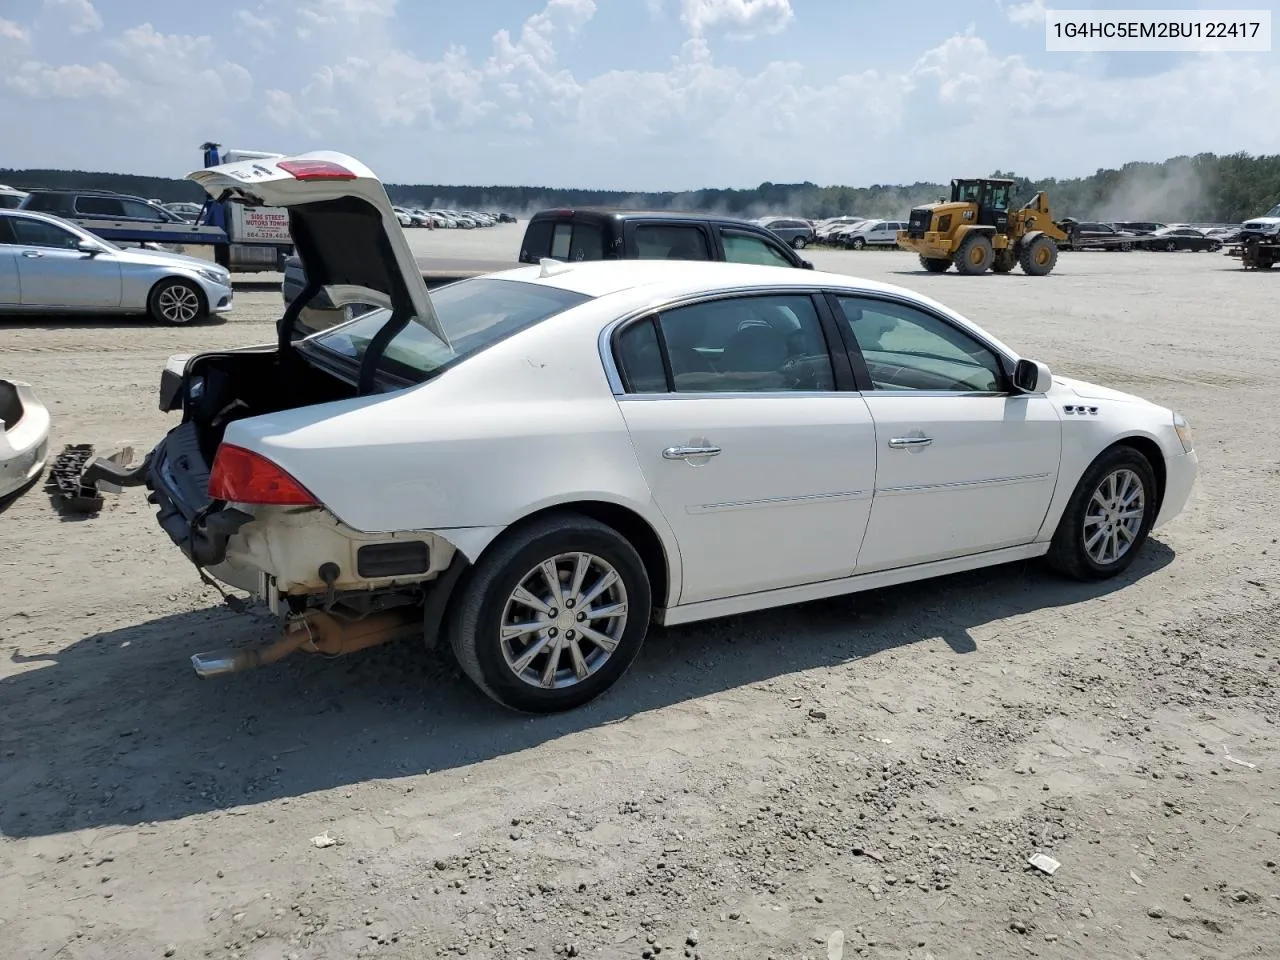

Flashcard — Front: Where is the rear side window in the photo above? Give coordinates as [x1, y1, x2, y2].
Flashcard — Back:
[74, 196, 127, 217]
[0, 216, 15, 244]
[20, 193, 71, 214]
[520, 219, 554, 262]
[614, 316, 668, 393]
[120, 199, 167, 221]
[635, 224, 710, 260]
[544, 220, 605, 262]
[720, 231, 794, 268]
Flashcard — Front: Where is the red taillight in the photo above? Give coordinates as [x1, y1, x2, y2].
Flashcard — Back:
[208, 444, 318, 505]
[277, 159, 356, 181]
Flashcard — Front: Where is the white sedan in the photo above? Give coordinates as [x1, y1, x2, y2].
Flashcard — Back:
[123, 152, 1198, 713]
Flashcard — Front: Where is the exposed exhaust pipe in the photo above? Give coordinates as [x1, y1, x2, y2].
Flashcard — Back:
[190, 609, 420, 678]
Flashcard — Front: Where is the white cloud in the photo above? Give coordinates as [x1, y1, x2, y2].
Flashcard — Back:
[679, 0, 793, 39]
[1003, 0, 1047, 25]
[40, 0, 102, 35]
[234, 8, 278, 36]
[6, 60, 126, 98]
[0, 18, 29, 42]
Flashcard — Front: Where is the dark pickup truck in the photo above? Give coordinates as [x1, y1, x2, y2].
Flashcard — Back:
[282, 208, 812, 334]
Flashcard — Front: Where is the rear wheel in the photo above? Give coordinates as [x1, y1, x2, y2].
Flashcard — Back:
[447, 513, 652, 713]
[148, 278, 205, 325]
[954, 233, 994, 275]
[1045, 446, 1158, 581]
[1164, 239, 1177, 252]
[919, 256, 951, 273]
[792, 236, 808, 249]
[1019, 235, 1058, 276]
[1120, 240, 1134, 252]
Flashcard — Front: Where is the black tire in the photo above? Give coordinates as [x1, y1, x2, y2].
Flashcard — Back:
[447, 512, 652, 713]
[1019, 235, 1058, 276]
[850, 237, 866, 250]
[991, 251, 1016, 273]
[148, 277, 206, 325]
[954, 233, 994, 275]
[1045, 445, 1158, 581]
[792, 236, 808, 249]
[1164, 240, 1177, 252]
[919, 256, 950, 273]
[1120, 241, 1133, 252]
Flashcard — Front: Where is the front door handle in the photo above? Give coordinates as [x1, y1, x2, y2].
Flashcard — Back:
[21, 250, 43, 258]
[663, 445, 722, 460]
[888, 436, 933, 449]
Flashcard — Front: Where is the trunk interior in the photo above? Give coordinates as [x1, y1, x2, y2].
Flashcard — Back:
[184, 350, 356, 463]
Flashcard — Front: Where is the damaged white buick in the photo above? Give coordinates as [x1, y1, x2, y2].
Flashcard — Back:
[92, 151, 1198, 713]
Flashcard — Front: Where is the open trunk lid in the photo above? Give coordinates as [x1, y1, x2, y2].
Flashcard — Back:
[187, 151, 449, 348]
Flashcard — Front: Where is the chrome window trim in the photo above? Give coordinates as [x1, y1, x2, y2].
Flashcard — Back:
[597, 283, 1018, 398]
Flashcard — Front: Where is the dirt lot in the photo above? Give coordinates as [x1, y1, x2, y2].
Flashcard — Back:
[1, 240, 1278, 960]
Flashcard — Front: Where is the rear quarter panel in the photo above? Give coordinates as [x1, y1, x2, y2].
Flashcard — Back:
[223, 300, 679, 560]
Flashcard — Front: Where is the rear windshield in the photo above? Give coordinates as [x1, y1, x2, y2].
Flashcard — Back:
[305, 277, 591, 383]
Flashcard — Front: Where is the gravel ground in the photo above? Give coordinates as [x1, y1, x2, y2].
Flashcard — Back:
[1, 236, 1278, 960]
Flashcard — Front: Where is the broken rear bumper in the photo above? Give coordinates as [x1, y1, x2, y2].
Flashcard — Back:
[145, 422, 252, 569]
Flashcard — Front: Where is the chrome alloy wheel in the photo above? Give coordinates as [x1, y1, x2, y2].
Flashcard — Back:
[499, 553, 629, 689]
[1082, 467, 1146, 565]
[157, 283, 201, 323]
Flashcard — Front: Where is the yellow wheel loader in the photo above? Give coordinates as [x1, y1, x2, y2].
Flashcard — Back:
[896, 178, 1068, 276]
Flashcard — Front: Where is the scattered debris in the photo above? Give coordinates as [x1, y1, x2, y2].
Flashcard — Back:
[46, 444, 105, 513]
[852, 847, 885, 863]
[310, 831, 340, 849]
[1027, 853, 1061, 876]
[1130, 870, 1145, 886]
[827, 929, 845, 960]
[809, 709, 827, 721]
[1223, 747, 1256, 769]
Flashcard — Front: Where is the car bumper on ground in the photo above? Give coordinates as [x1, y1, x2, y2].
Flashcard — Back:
[1155, 449, 1199, 529]
[0, 379, 52, 500]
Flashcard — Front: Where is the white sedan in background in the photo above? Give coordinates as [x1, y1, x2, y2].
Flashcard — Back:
[0, 209, 233, 324]
[127, 151, 1198, 714]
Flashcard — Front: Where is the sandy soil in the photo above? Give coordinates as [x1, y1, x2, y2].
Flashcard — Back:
[2, 237, 1278, 960]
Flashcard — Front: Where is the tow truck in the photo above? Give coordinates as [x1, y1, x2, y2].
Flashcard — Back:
[195, 142, 295, 272]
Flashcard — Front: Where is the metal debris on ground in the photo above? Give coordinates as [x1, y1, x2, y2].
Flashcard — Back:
[1027, 853, 1061, 876]
[46, 444, 105, 513]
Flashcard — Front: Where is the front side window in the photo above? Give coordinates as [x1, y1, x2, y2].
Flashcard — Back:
[635, 224, 710, 260]
[306, 278, 591, 383]
[720, 231, 793, 268]
[836, 296, 1003, 393]
[119, 199, 168, 221]
[633, 294, 834, 393]
[11, 217, 82, 250]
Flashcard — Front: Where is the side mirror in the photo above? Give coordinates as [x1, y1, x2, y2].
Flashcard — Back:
[1013, 358, 1052, 394]
[76, 239, 100, 257]
[800, 259, 814, 270]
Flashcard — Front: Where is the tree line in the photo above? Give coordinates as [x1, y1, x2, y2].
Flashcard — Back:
[3, 151, 1277, 223]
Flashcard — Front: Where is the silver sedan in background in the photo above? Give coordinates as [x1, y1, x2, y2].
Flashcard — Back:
[0, 209, 233, 325]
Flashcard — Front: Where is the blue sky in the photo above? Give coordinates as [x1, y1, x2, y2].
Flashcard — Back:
[1, 0, 1278, 190]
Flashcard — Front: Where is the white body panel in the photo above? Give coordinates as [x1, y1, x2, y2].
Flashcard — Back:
[617, 394, 876, 604]
[856, 394, 1061, 571]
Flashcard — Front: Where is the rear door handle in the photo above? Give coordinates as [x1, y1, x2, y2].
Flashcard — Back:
[21, 250, 43, 258]
[663, 445, 722, 460]
[888, 436, 933, 449]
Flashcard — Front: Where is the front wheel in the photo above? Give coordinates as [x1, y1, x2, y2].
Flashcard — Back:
[447, 513, 652, 713]
[919, 256, 951, 273]
[850, 237, 866, 250]
[148, 278, 206, 325]
[1045, 446, 1158, 581]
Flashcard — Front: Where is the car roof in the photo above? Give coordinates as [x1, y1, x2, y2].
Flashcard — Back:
[530, 207, 759, 226]
[485, 258, 926, 302]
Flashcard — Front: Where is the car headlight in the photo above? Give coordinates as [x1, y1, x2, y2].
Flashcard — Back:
[1173, 412, 1194, 453]
[198, 267, 231, 286]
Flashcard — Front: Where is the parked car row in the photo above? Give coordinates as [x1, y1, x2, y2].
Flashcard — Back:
[1056, 219, 1227, 252]
[391, 207, 516, 229]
